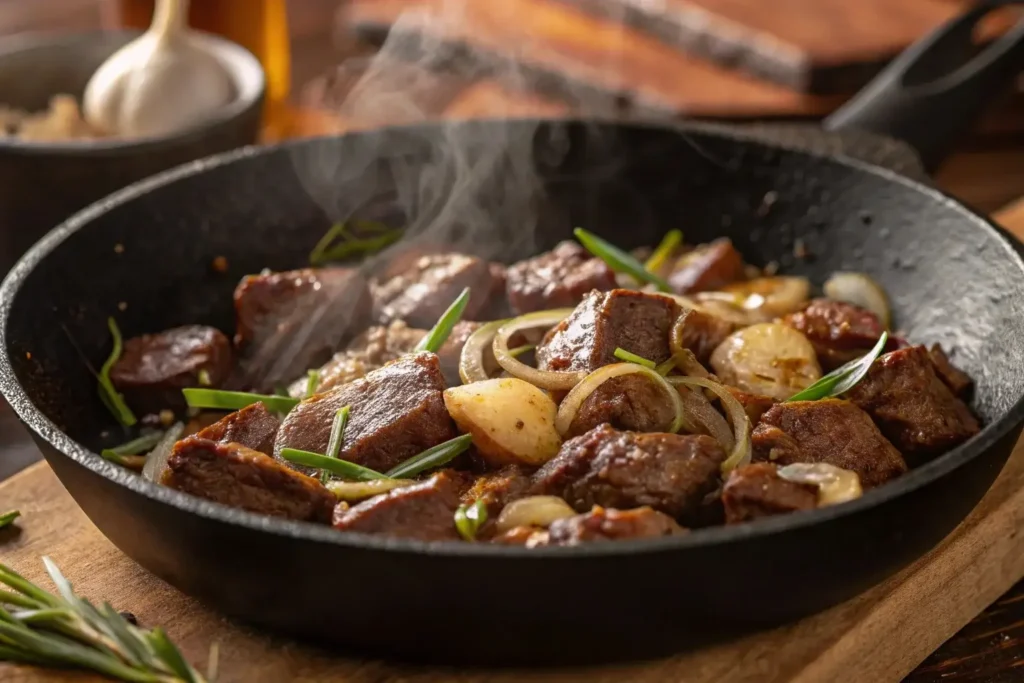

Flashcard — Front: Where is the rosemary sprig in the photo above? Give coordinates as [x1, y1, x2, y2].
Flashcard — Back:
[414, 288, 471, 354]
[0, 510, 19, 529]
[574, 228, 672, 292]
[0, 557, 210, 682]
[98, 318, 137, 427]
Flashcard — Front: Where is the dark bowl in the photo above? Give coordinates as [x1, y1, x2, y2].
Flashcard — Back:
[2, 119, 1024, 665]
[0, 30, 265, 274]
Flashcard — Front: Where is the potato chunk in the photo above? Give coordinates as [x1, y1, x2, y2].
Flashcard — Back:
[710, 323, 821, 401]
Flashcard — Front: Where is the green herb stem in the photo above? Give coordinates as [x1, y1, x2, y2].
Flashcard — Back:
[644, 229, 683, 274]
[99, 452, 147, 470]
[279, 448, 387, 482]
[508, 344, 535, 358]
[182, 389, 299, 414]
[309, 221, 403, 266]
[574, 228, 671, 292]
[787, 332, 889, 402]
[415, 288, 471, 354]
[320, 406, 350, 485]
[654, 358, 676, 376]
[454, 499, 488, 542]
[0, 511, 20, 529]
[385, 434, 473, 479]
[103, 432, 165, 457]
[613, 347, 657, 369]
[305, 369, 320, 399]
[196, 370, 212, 387]
[98, 318, 137, 427]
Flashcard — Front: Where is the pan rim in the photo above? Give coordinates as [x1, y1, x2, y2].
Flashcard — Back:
[2, 116, 1023, 559]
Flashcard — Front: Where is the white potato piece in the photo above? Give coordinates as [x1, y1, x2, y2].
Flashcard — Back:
[709, 323, 821, 401]
[443, 378, 562, 467]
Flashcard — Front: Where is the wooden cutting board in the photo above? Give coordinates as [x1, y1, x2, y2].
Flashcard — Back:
[2, 201, 1024, 683]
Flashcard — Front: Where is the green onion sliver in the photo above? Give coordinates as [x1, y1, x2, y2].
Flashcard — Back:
[454, 499, 488, 542]
[305, 369, 320, 398]
[0, 510, 20, 529]
[279, 448, 387, 482]
[613, 347, 656, 369]
[385, 434, 473, 479]
[320, 406, 350, 484]
[655, 358, 676, 376]
[574, 228, 671, 292]
[787, 332, 888, 402]
[97, 317, 137, 427]
[644, 229, 683, 273]
[415, 287, 471, 354]
[102, 431, 165, 457]
[182, 389, 300, 414]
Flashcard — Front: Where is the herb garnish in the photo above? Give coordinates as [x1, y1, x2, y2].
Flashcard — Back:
[508, 344, 535, 358]
[613, 347, 657, 369]
[0, 510, 20, 529]
[100, 431, 166, 470]
[787, 332, 889, 402]
[320, 406, 350, 484]
[309, 221, 403, 266]
[182, 389, 300, 414]
[279, 448, 387, 482]
[97, 318, 137, 427]
[385, 434, 474, 479]
[644, 229, 683, 274]
[304, 369, 320, 399]
[454, 499, 488, 542]
[574, 228, 672, 292]
[414, 287, 471, 354]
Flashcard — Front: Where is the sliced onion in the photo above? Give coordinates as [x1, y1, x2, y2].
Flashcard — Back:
[668, 377, 751, 473]
[555, 363, 685, 436]
[141, 422, 185, 483]
[668, 310, 718, 379]
[777, 463, 863, 507]
[493, 309, 586, 390]
[675, 386, 734, 453]
[459, 319, 508, 384]
[665, 293, 752, 327]
[495, 496, 577, 533]
[823, 272, 891, 329]
[327, 478, 417, 502]
[721, 276, 810, 318]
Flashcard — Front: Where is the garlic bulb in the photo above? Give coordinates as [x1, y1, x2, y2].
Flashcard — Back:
[83, 0, 236, 138]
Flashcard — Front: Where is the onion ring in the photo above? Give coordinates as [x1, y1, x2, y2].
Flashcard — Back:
[668, 376, 751, 473]
[459, 319, 508, 384]
[676, 386, 734, 452]
[493, 309, 587, 390]
[555, 363, 685, 436]
[495, 496, 577, 533]
[777, 463, 863, 507]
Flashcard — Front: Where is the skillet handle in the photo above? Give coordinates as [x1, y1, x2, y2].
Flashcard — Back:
[824, 1, 1024, 172]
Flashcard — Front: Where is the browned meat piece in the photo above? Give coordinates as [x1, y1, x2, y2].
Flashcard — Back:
[928, 344, 973, 397]
[783, 299, 889, 370]
[847, 346, 979, 460]
[110, 325, 232, 415]
[436, 320, 483, 387]
[667, 238, 746, 294]
[533, 424, 726, 522]
[565, 374, 676, 438]
[490, 526, 542, 546]
[195, 402, 280, 456]
[286, 320, 426, 397]
[543, 506, 685, 546]
[275, 352, 457, 474]
[675, 308, 734, 364]
[536, 289, 680, 372]
[462, 464, 532, 517]
[752, 399, 907, 488]
[370, 253, 503, 328]
[332, 471, 463, 541]
[725, 387, 777, 426]
[233, 268, 371, 391]
[505, 241, 617, 314]
[162, 437, 334, 523]
[722, 462, 818, 524]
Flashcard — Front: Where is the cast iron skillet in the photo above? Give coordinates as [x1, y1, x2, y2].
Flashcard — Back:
[3, 3, 1024, 666]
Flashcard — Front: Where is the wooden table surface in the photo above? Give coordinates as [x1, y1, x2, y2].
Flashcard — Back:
[2, 1, 1024, 681]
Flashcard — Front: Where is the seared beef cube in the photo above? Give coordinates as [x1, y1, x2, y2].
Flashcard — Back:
[667, 238, 745, 294]
[722, 462, 817, 524]
[536, 289, 680, 372]
[543, 506, 684, 546]
[371, 253, 502, 328]
[675, 308, 735, 364]
[275, 352, 457, 474]
[286, 320, 426, 397]
[233, 268, 371, 391]
[506, 241, 617, 315]
[462, 464, 532, 516]
[752, 399, 907, 488]
[110, 325, 232, 415]
[533, 424, 725, 522]
[565, 374, 676, 438]
[333, 471, 463, 541]
[725, 387, 777, 426]
[195, 402, 280, 456]
[784, 299, 889, 370]
[928, 344, 973, 397]
[847, 346, 979, 460]
[162, 437, 334, 523]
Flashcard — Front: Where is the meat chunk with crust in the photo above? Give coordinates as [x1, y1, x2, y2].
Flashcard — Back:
[233, 267, 371, 391]
[928, 344, 973, 397]
[275, 352, 457, 475]
[533, 424, 726, 522]
[370, 253, 503, 328]
[847, 346, 979, 460]
[667, 238, 746, 294]
[725, 387, 777, 426]
[110, 325, 233, 415]
[162, 437, 334, 523]
[462, 464, 532, 517]
[536, 289, 680, 372]
[784, 299, 889, 370]
[544, 506, 684, 546]
[752, 399, 907, 488]
[332, 471, 463, 541]
[505, 241, 617, 314]
[565, 374, 677, 438]
[722, 462, 818, 524]
[195, 402, 280, 456]
[286, 320, 426, 397]
[675, 308, 735, 364]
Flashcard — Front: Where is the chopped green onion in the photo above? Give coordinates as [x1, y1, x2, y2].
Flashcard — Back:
[99, 451, 146, 469]
[305, 369, 320, 399]
[787, 332, 889, 402]
[645, 229, 683, 273]
[197, 369, 212, 387]
[101, 431, 165, 457]
[273, 385, 290, 398]
[385, 434, 474, 479]
[454, 499, 488, 542]
[97, 317, 137, 427]
[182, 389, 299, 414]
[613, 347, 657, 369]
[0, 510, 20, 529]
[279, 448, 387, 482]
[309, 221, 403, 266]
[655, 358, 676, 376]
[415, 287, 471, 354]
[508, 344, 535, 358]
[574, 227, 671, 292]
[320, 406, 350, 484]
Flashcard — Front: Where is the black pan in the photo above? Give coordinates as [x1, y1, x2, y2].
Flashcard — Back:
[3, 3, 1024, 666]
